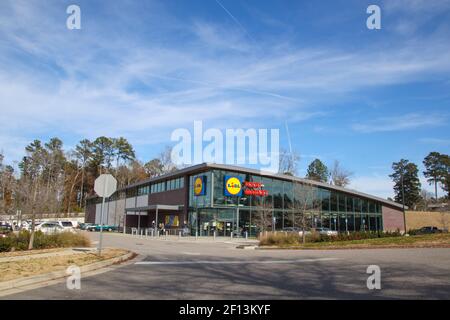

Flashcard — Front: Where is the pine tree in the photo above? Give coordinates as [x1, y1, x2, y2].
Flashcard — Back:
[306, 159, 329, 183]
[423, 152, 446, 200]
[389, 159, 421, 208]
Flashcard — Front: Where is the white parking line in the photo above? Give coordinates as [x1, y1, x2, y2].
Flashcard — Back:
[135, 257, 339, 265]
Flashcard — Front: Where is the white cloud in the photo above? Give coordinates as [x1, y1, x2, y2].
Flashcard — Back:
[349, 175, 395, 200]
[352, 113, 447, 133]
[418, 138, 450, 146]
[1, 0, 450, 163]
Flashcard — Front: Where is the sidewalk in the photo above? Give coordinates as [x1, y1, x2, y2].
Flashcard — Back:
[96, 231, 259, 245]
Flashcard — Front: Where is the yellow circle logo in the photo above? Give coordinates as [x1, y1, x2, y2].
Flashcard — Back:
[194, 177, 203, 195]
[225, 177, 242, 195]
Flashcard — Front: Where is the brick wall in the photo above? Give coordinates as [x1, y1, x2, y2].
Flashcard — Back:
[382, 205, 405, 232]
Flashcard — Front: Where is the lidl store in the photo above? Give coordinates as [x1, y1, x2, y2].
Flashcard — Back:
[86, 163, 405, 236]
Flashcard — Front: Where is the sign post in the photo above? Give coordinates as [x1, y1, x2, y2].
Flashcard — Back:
[94, 174, 117, 256]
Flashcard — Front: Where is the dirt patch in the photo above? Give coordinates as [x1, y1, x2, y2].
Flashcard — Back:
[0, 248, 71, 258]
[0, 248, 128, 282]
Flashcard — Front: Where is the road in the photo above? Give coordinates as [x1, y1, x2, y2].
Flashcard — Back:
[3, 232, 450, 299]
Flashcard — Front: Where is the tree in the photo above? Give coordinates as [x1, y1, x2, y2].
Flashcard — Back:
[278, 148, 300, 176]
[330, 160, 352, 187]
[91, 136, 115, 174]
[389, 159, 421, 209]
[19, 140, 47, 249]
[159, 146, 178, 173]
[114, 137, 135, 167]
[74, 139, 93, 208]
[417, 189, 434, 211]
[0, 153, 15, 214]
[439, 154, 450, 199]
[423, 152, 447, 200]
[144, 159, 164, 178]
[306, 159, 329, 183]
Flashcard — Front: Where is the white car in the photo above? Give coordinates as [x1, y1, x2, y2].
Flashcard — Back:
[57, 221, 76, 232]
[315, 227, 338, 236]
[35, 222, 64, 234]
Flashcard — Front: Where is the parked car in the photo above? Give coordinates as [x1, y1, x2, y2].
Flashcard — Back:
[0, 222, 13, 231]
[0, 223, 13, 238]
[57, 221, 76, 232]
[35, 222, 64, 234]
[19, 220, 32, 230]
[282, 227, 312, 236]
[78, 223, 93, 230]
[86, 224, 118, 232]
[413, 226, 443, 234]
[315, 227, 338, 236]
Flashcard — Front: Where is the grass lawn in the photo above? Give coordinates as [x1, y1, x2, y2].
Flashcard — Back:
[0, 248, 129, 282]
[259, 233, 450, 250]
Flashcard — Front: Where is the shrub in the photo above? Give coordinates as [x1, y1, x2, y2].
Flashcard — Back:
[259, 230, 404, 246]
[259, 232, 301, 246]
[0, 231, 91, 252]
[0, 236, 14, 252]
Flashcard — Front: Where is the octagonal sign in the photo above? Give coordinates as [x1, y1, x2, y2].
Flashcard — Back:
[94, 174, 117, 198]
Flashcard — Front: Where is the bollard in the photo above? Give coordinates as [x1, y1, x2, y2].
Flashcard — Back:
[245, 231, 248, 239]
[213, 231, 216, 240]
[195, 231, 198, 240]
[179, 231, 181, 239]
[230, 231, 233, 239]
[165, 231, 168, 240]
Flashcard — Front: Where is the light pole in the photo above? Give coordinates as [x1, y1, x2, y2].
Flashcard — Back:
[401, 170, 407, 234]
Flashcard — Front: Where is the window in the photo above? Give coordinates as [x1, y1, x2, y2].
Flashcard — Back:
[346, 196, 354, 213]
[330, 192, 337, 212]
[138, 185, 149, 196]
[321, 189, 330, 212]
[338, 194, 346, 212]
[165, 177, 184, 191]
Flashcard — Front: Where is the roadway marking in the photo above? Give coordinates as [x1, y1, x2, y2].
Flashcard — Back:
[135, 257, 339, 265]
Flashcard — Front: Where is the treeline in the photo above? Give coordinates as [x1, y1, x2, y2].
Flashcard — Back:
[1, 139, 449, 215]
[301, 153, 450, 210]
[0, 137, 177, 216]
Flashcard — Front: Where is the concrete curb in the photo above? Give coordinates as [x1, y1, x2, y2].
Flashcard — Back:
[0, 251, 135, 294]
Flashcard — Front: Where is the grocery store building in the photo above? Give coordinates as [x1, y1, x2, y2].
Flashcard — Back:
[85, 163, 406, 236]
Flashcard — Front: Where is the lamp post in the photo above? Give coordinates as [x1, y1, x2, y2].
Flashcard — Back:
[401, 170, 407, 235]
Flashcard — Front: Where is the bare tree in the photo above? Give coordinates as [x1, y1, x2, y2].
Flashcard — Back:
[159, 146, 178, 173]
[330, 160, 353, 187]
[253, 197, 273, 234]
[290, 181, 319, 244]
[278, 148, 300, 176]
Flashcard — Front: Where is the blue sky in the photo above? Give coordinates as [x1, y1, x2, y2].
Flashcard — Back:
[0, 0, 449, 199]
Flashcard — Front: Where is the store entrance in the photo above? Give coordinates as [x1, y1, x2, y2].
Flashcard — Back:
[214, 219, 234, 237]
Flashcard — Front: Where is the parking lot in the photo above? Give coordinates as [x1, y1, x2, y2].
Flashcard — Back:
[3, 232, 450, 299]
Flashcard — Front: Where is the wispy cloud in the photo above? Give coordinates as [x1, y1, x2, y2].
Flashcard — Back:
[0, 0, 449, 164]
[352, 113, 447, 133]
[418, 138, 450, 146]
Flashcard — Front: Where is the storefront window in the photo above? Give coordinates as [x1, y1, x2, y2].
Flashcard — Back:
[355, 214, 362, 231]
[321, 189, 330, 212]
[338, 194, 346, 212]
[186, 168, 386, 236]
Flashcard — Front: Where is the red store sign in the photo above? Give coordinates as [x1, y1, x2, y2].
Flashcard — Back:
[243, 181, 269, 197]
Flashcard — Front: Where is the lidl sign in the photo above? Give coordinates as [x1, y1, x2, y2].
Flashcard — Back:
[194, 176, 206, 196]
[224, 176, 243, 196]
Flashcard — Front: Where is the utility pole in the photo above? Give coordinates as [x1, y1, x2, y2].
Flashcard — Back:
[401, 169, 407, 235]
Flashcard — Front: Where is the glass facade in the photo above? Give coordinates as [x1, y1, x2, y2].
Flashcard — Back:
[188, 169, 384, 237]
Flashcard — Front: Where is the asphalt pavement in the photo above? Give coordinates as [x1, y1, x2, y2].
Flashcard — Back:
[3, 232, 450, 299]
